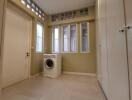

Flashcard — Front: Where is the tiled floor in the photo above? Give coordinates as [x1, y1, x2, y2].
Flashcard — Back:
[1, 74, 106, 100]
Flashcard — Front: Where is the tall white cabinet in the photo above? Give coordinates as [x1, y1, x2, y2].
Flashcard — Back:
[124, 0, 132, 100]
[96, 0, 109, 97]
[96, 0, 131, 100]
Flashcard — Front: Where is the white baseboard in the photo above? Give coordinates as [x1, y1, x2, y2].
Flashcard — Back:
[63, 71, 96, 77]
[30, 72, 96, 79]
[30, 72, 43, 79]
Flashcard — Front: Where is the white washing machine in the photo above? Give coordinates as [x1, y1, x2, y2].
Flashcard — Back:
[43, 54, 62, 78]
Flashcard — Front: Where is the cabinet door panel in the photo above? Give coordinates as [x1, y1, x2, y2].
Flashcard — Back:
[124, 0, 132, 99]
[96, 0, 109, 97]
[106, 0, 129, 100]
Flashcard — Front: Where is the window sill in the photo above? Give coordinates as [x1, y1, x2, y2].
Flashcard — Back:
[36, 52, 44, 54]
[80, 52, 90, 54]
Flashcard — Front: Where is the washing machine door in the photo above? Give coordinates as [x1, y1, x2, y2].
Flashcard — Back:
[45, 59, 54, 69]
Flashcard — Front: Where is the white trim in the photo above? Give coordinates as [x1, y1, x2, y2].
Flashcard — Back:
[63, 71, 96, 77]
[28, 18, 32, 79]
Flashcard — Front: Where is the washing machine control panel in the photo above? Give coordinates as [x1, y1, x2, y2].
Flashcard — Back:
[44, 55, 56, 58]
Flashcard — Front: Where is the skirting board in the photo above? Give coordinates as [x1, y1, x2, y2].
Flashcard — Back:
[30, 72, 43, 79]
[63, 72, 96, 77]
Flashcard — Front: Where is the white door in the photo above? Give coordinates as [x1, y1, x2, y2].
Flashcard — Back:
[2, 3, 32, 88]
[124, 0, 132, 99]
[106, 0, 129, 100]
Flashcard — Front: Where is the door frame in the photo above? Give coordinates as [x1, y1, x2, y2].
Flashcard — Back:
[1, 1, 33, 88]
[27, 14, 32, 79]
[0, 0, 6, 95]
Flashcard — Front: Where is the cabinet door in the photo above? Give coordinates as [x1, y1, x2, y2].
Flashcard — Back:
[96, 0, 109, 97]
[124, 0, 132, 99]
[106, 0, 129, 100]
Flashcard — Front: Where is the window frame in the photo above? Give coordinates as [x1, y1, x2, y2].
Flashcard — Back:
[80, 22, 90, 53]
[52, 26, 61, 53]
[70, 24, 78, 53]
[61, 24, 78, 53]
[35, 22, 44, 53]
[61, 24, 70, 53]
[20, 0, 45, 20]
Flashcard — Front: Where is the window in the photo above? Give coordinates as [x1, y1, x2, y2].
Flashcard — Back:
[63, 25, 70, 52]
[21, 0, 26, 5]
[51, 8, 89, 22]
[52, 27, 60, 53]
[70, 24, 77, 52]
[52, 24, 77, 53]
[62, 24, 77, 53]
[36, 23, 44, 53]
[20, 0, 45, 20]
[80, 22, 89, 53]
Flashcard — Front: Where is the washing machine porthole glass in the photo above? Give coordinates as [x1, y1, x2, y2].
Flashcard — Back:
[46, 59, 54, 69]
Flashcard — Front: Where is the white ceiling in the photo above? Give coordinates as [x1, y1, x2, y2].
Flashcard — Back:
[33, 0, 95, 15]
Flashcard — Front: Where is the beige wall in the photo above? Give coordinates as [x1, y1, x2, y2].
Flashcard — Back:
[31, 53, 43, 75]
[48, 6, 96, 73]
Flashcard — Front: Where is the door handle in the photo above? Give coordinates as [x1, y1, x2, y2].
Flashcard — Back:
[26, 52, 30, 57]
[125, 26, 132, 30]
[119, 26, 132, 33]
[119, 28, 125, 33]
